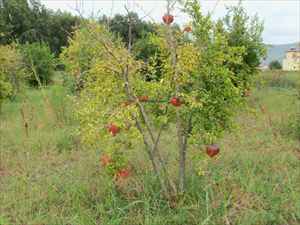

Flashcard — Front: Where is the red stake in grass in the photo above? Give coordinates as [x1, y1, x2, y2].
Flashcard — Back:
[170, 97, 182, 107]
[107, 123, 120, 136]
[206, 144, 220, 158]
[162, 14, 174, 25]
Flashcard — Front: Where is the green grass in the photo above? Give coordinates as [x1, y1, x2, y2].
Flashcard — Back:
[0, 71, 299, 225]
[258, 70, 300, 89]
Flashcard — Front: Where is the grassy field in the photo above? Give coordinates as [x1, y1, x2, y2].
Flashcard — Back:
[0, 71, 299, 225]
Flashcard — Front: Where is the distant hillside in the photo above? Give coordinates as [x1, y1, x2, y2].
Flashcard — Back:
[262, 42, 300, 66]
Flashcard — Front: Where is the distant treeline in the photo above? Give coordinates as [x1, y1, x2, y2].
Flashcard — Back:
[0, 0, 158, 55]
[0, 0, 81, 54]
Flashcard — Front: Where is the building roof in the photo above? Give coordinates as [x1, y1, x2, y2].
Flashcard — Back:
[287, 47, 300, 52]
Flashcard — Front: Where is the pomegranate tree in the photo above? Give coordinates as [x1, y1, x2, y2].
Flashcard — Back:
[67, 0, 263, 196]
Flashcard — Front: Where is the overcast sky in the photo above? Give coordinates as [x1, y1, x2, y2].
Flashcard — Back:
[41, 0, 300, 45]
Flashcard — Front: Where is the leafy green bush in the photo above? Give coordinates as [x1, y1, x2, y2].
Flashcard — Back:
[269, 60, 282, 70]
[21, 42, 56, 86]
[66, 1, 245, 193]
[60, 22, 114, 92]
[133, 33, 166, 81]
[0, 44, 26, 108]
[0, 72, 12, 111]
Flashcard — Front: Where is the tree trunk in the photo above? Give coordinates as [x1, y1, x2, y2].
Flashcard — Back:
[178, 115, 192, 193]
[178, 120, 186, 193]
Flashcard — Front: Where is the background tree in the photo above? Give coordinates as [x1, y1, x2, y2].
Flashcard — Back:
[63, 0, 253, 196]
[0, 0, 32, 44]
[21, 42, 56, 86]
[99, 12, 156, 47]
[224, 1, 266, 93]
[269, 60, 282, 70]
[60, 23, 113, 92]
[0, 0, 80, 54]
[0, 44, 25, 108]
[133, 33, 165, 81]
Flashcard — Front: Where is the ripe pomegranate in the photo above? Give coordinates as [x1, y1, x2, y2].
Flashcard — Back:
[206, 144, 220, 158]
[162, 14, 174, 25]
[116, 168, 130, 180]
[170, 97, 182, 107]
[183, 26, 192, 32]
[100, 154, 112, 167]
[107, 123, 120, 136]
[138, 96, 149, 102]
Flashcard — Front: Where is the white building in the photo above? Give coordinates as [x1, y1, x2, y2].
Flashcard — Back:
[282, 48, 300, 71]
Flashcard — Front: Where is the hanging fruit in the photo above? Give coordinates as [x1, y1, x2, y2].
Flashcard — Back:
[107, 123, 120, 136]
[206, 144, 220, 158]
[162, 14, 174, 25]
[170, 97, 182, 107]
[115, 168, 131, 180]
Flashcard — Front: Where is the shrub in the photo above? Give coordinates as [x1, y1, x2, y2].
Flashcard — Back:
[269, 60, 282, 70]
[0, 44, 26, 107]
[21, 42, 56, 86]
[0, 72, 12, 111]
[62, 0, 264, 197]
[60, 23, 113, 92]
[133, 33, 166, 81]
[69, 0, 246, 196]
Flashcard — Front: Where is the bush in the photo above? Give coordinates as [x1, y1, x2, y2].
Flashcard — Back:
[68, 3, 244, 194]
[60, 22, 114, 92]
[133, 33, 166, 81]
[0, 72, 12, 111]
[0, 44, 26, 108]
[21, 42, 56, 86]
[269, 60, 282, 70]
[62, 1, 264, 196]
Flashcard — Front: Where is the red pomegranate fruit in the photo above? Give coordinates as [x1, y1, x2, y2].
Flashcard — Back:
[116, 168, 130, 180]
[170, 97, 182, 107]
[107, 123, 120, 136]
[162, 14, 174, 25]
[206, 144, 220, 158]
